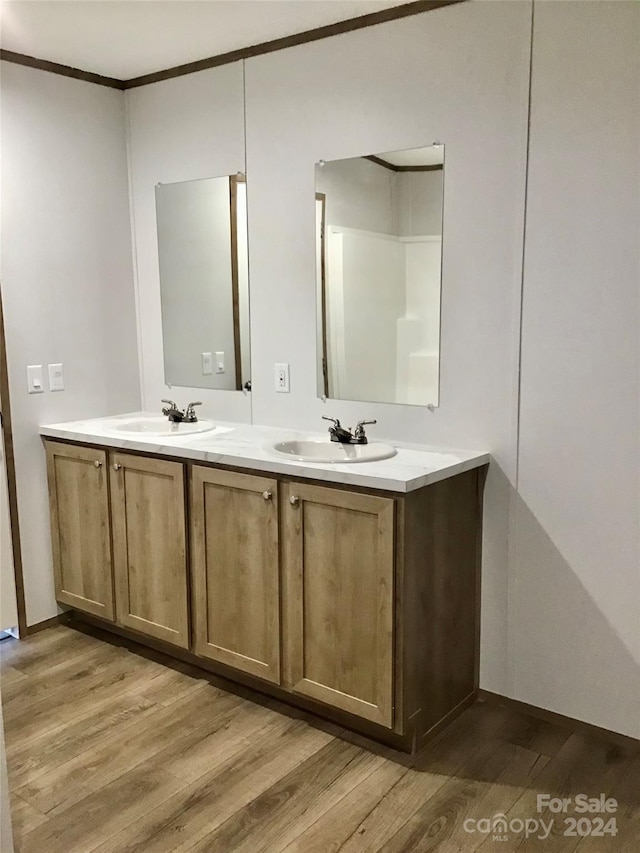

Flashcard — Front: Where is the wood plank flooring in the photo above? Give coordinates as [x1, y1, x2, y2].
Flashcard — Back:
[1, 625, 638, 852]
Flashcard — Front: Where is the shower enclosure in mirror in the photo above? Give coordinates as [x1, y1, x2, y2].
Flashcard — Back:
[156, 174, 250, 391]
[316, 144, 444, 407]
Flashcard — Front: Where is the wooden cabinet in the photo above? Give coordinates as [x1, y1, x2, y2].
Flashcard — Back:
[45, 441, 189, 649]
[45, 436, 485, 752]
[282, 482, 395, 728]
[110, 453, 189, 649]
[46, 442, 114, 620]
[190, 468, 482, 747]
[191, 467, 280, 682]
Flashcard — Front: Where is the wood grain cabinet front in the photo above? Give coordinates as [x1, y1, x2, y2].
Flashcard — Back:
[281, 482, 395, 728]
[44, 437, 485, 752]
[190, 467, 280, 683]
[45, 442, 114, 620]
[110, 452, 189, 649]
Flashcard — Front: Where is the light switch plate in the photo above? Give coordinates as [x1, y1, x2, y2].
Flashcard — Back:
[27, 365, 44, 394]
[201, 352, 213, 375]
[48, 363, 64, 391]
[215, 351, 225, 374]
[275, 363, 290, 393]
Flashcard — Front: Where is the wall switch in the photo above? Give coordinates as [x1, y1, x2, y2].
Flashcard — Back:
[275, 363, 290, 393]
[48, 363, 64, 391]
[215, 351, 225, 374]
[201, 352, 213, 375]
[27, 365, 44, 394]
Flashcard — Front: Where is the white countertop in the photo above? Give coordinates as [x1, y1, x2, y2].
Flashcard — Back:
[40, 413, 490, 494]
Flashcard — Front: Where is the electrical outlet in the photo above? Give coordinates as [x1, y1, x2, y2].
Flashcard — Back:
[201, 352, 213, 375]
[274, 363, 290, 393]
[48, 363, 64, 391]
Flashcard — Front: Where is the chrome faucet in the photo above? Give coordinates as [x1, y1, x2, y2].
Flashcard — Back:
[161, 399, 183, 422]
[183, 402, 202, 423]
[161, 400, 202, 424]
[353, 420, 377, 443]
[322, 417, 377, 445]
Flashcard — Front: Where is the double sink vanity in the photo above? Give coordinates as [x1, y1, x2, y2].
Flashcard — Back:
[41, 139, 489, 752]
[41, 412, 488, 752]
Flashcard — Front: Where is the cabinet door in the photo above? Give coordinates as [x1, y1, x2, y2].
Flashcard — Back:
[283, 482, 395, 728]
[45, 441, 114, 620]
[110, 453, 189, 648]
[191, 467, 280, 683]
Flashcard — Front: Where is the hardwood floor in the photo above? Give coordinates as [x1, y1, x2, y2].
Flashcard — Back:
[1, 625, 638, 852]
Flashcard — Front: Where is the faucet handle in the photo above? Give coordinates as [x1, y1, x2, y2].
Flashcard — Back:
[184, 401, 202, 422]
[322, 416, 341, 428]
[161, 399, 181, 417]
[354, 419, 377, 440]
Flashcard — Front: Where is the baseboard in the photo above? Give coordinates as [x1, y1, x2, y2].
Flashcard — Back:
[23, 612, 71, 636]
[418, 690, 477, 748]
[479, 689, 639, 751]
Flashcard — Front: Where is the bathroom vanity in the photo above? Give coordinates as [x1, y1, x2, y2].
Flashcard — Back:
[41, 415, 488, 753]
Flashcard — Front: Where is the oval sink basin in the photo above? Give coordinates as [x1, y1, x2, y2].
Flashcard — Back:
[110, 417, 217, 437]
[269, 438, 397, 464]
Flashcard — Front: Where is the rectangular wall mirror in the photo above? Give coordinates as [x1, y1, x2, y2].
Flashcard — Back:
[315, 144, 444, 407]
[156, 173, 250, 391]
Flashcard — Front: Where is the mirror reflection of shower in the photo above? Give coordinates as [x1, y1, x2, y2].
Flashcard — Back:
[316, 144, 444, 407]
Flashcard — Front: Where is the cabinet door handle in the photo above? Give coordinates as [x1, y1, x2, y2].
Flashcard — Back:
[262, 490, 272, 501]
[289, 495, 300, 506]
[94, 460, 102, 468]
[113, 463, 122, 471]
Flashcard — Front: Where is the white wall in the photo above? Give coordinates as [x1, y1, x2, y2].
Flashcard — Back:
[244, 0, 532, 695]
[398, 170, 443, 237]
[126, 62, 251, 423]
[515, 1, 640, 738]
[0, 62, 140, 626]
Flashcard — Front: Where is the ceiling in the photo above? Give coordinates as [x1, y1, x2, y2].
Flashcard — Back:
[0, 0, 411, 80]
[380, 145, 444, 167]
